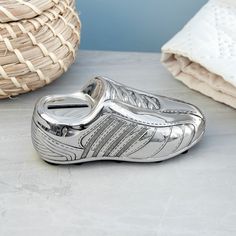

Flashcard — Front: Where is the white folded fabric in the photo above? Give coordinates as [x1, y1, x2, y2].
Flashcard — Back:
[161, 0, 236, 109]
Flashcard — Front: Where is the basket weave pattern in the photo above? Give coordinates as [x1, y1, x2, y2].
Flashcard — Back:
[0, 0, 81, 98]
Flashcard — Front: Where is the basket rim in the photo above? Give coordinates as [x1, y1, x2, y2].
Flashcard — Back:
[0, 0, 61, 23]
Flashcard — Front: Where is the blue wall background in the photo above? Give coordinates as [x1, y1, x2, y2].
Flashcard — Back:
[76, 0, 207, 52]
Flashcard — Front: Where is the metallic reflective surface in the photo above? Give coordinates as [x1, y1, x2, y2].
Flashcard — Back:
[31, 76, 206, 164]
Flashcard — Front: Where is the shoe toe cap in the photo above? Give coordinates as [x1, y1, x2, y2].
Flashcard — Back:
[158, 96, 206, 149]
[159, 96, 204, 118]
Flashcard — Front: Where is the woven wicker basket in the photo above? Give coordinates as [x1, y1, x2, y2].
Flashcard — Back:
[0, 0, 81, 98]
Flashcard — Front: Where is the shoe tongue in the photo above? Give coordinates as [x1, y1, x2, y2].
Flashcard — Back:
[81, 77, 107, 105]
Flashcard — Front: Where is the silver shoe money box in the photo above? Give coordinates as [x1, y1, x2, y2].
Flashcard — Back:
[32, 77, 206, 164]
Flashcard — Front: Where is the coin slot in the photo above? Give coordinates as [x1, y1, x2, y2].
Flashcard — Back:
[47, 104, 89, 110]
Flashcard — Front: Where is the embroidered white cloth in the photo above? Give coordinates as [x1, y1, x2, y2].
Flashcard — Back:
[161, 0, 236, 109]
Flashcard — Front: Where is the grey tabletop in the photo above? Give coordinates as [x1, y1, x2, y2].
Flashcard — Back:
[1, 50, 236, 236]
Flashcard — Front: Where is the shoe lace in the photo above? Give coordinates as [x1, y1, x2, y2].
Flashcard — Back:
[109, 82, 160, 110]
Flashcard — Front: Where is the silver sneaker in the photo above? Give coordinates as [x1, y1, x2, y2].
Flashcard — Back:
[32, 76, 205, 164]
